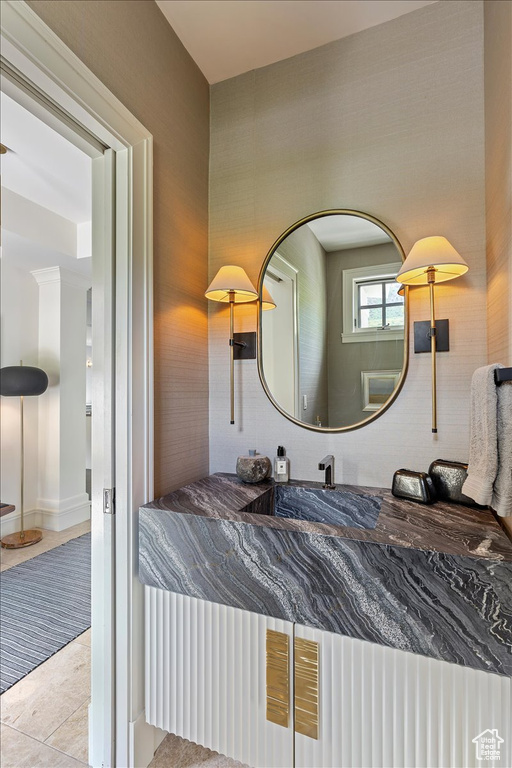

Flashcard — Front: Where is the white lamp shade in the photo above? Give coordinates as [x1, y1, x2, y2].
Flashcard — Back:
[205, 265, 258, 303]
[261, 284, 277, 311]
[396, 236, 469, 285]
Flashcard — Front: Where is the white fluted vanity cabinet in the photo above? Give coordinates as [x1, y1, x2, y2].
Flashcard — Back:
[144, 586, 295, 768]
[145, 588, 511, 768]
[293, 624, 511, 768]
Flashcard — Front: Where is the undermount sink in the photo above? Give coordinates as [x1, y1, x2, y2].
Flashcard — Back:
[273, 485, 381, 529]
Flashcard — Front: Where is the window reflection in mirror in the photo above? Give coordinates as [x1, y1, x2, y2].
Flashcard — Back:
[259, 211, 408, 432]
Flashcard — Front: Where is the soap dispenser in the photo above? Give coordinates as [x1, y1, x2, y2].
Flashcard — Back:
[274, 446, 290, 483]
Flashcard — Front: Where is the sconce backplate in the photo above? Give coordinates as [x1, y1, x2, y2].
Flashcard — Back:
[233, 332, 257, 360]
[414, 319, 449, 353]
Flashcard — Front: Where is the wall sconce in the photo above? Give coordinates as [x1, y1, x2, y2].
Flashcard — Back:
[206, 266, 259, 424]
[206, 268, 277, 425]
[261, 284, 277, 311]
[397, 236, 468, 433]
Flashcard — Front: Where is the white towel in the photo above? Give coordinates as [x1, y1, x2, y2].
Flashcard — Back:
[462, 365, 501, 506]
[491, 377, 512, 517]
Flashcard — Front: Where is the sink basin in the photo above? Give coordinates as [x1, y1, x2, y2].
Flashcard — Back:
[274, 485, 381, 529]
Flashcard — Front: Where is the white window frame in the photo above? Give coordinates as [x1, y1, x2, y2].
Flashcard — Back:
[341, 262, 404, 343]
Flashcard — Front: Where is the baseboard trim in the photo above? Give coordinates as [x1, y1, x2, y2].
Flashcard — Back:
[37, 493, 91, 531]
[129, 710, 166, 768]
[0, 502, 91, 536]
[38, 502, 91, 532]
[0, 508, 39, 537]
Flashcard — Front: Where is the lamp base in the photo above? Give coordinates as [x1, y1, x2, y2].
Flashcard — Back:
[1, 529, 43, 549]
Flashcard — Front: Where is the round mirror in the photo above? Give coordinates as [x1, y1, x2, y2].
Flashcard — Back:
[258, 210, 408, 431]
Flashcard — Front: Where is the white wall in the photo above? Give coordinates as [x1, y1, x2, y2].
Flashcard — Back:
[34, 266, 90, 530]
[0, 260, 91, 533]
[0, 260, 40, 513]
[2, 188, 77, 258]
[209, 0, 486, 487]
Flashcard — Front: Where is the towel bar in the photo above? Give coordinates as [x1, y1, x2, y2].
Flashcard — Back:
[494, 367, 512, 385]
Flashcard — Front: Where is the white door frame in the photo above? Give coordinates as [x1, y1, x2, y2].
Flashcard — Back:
[1, 3, 154, 766]
[263, 254, 300, 419]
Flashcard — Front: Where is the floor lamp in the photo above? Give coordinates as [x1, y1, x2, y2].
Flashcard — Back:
[396, 237, 468, 433]
[0, 363, 49, 548]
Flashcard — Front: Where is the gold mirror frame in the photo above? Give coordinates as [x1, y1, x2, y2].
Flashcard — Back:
[257, 209, 409, 433]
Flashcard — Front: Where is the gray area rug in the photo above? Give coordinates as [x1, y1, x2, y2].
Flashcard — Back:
[0, 533, 91, 693]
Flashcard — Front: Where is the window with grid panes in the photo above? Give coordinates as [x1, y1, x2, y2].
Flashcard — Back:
[356, 278, 404, 330]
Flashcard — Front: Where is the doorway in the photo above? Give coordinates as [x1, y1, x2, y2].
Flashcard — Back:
[0, 84, 101, 767]
[1, 3, 153, 766]
[262, 254, 299, 419]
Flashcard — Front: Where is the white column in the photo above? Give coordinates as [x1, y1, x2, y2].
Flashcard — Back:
[0, 261, 40, 536]
[32, 266, 92, 530]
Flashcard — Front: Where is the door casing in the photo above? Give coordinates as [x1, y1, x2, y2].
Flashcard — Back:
[1, 3, 154, 766]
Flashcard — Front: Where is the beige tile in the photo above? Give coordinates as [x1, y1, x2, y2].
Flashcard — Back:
[149, 733, 249, 768]
[73, 628, 91, 647]
[0, 642, 90, 742]
[29, 520, 91, 545]
[45, 700, 89, 764]
[58, 520, 91, 540]
[1, 724, 87, 767]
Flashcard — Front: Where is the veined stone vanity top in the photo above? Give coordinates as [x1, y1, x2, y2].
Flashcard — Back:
[139, 473, 512, 676]
[142, 473, 512, 560]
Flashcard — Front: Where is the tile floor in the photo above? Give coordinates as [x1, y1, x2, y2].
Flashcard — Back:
[1, 522, 92, 767]
[1, 632, 91, 767]
[149, 734, 248, 768]
[0, 522, 245, 768]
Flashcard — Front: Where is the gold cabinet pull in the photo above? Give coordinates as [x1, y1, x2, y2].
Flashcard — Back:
[266, 629, 290, 727]
[294, 636, 319, 740]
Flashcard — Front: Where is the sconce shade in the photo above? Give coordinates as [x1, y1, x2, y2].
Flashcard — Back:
[261, 284, 277, 311]
[205, 266, 258, 303]
[0, 366, 48, 397]
[397, 237, 469, 285]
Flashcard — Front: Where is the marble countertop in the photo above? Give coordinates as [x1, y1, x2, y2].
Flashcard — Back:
[140, 473, 512, 676]
[143, 473, 512, 561]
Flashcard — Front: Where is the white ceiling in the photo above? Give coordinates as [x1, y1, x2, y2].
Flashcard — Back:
[1, 230, 92, 277]
[156, 0, 437, 84]
[1, 92, 92, 276]
[1, 92, 91, 224]
[307, 215, 391, 252]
